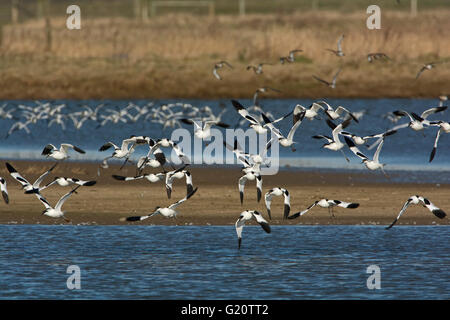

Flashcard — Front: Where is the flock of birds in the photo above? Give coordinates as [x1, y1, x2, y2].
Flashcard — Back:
[0, 33, 449, 249]
[1, 92, 449, 249]
[213, 34, 448, 89]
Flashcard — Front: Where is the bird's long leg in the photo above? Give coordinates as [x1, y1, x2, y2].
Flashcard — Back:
[381, 167, 390, 179]
[120, 157, 130, 170]
[340, 149, 350, 162]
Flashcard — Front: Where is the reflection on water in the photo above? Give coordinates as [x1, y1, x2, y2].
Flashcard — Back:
[0, 225, 448, 299]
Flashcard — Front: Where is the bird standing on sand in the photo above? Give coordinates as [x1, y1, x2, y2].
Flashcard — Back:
[235, 210, 271, 249]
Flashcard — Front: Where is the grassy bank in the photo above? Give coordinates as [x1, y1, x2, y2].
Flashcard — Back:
[0, 10, 449, 99]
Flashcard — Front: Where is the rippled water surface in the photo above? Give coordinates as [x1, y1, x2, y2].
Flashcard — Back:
[0, 225, 448, 299]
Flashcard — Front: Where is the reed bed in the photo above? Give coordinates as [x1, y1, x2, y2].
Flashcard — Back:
[0, 10, 449, 99]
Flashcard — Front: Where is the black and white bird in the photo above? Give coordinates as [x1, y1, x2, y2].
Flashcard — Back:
[112, 172, 166, 184]
[231, 100, 291, 135]
[313, 68, 342, 89]
[262, 110, 306, 151]
[367, 52, 391, 63]
[122, 187, 198, 222]
[165, 166, 194, 199]
[317, 101, 358, 123]
[288, 199, 359, 219]
[6, 162, 57, 194]
[313, 119, 352, 161]
[181, 119, 229, 139]
[213, 61, 233, 80]
[415, 62, 439, 80]
[326, 34, 345, 57]
[235, 210, 271, 249]
[239, 168, 263, 205]
[294, 103, 324, 121]
[344, 137, 389, 177]
[428, 120, 450, 162]
[0, 177, 8, 204]
[386, 196, 446, 229]
[264, 188, 290, 220]
[40, 177, 96, 191]
[36, 185, 81, 222]
[246, 63, 272, 75]
[279, 49, 303, 64]
[392, 107, 447, 132]
[99, 138, 139, 169]
[136, 138, 168, 173]
[340, 129, 396, 146]
[41, 143, 85, 161]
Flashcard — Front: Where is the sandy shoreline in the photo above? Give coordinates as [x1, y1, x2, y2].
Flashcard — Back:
[0, 160, 449, 226]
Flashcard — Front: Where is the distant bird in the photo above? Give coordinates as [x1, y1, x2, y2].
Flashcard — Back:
[253, 87, 281, 106]
[213, 61, 233, 80]
[121, 187, 198, 222]
[326, 34, 345, 57]
[415, 62, 439, 80]
[246, 63, 272, 75]
[36, 186, 81, 222]
[0, 177, 8, 204]
[40, 177, 96, 191]
[439, 95, 448, 107]
[180, 119, 229, 139]
[279, 49, 303, 64]
[367, 53, 391, 63]
[386, 196, 446, 229]
[41, 143, 85, 161]
[235, 210, 271, 249]
[264, 188, 290, 220]
[6, 162, 57, 194]
[288, 199, 359, 219]
[313, 68, 342, 89]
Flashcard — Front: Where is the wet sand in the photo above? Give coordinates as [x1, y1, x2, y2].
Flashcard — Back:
[0, 160, 449, 226]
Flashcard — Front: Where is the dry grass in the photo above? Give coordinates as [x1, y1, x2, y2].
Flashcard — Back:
[0, 10, 449, 99]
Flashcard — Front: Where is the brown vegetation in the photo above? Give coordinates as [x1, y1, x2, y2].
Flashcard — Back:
[0, 10, 449, 99]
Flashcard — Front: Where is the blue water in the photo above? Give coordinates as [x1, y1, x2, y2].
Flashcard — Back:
[0, 225, 448, 299]
[0, 98, 449, 175]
